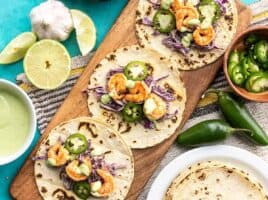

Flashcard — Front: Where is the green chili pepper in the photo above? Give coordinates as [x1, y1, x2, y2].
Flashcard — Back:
[241, 57, 259, 78]
[177, 119, 251, 146]
[250, 75, 268, 93]
[211, 90, 268, 145]
[199, 0, 221, 22]
[245, 33, 259, 46]
[248, 45, 258, 62]
[262, 61, 268, 70]
[153, 9, 176, 33]
[73, 181, 91, 200]
[122, 103, 143, 122]
[227, 62, 238, 77]
[231, 64, 245, 86]
[228, 50, 240, 65]
[245, 72, 266, 92]
[239, 50, 247, 61]
[65, 133, 88, 154]
[124, 61, 148, 81]
[254, 40, 268, 64]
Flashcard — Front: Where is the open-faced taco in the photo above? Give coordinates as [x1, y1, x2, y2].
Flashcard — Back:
[34, 117, 134, 200]
[136, 0, 238, 70]
[87, 45, 186, 149]
[165, 161, 267, 200]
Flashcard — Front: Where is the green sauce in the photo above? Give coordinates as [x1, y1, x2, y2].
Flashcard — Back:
[0, 89, 30, 156]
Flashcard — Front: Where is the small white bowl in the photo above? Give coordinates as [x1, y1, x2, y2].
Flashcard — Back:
[0, 79, 36, 165]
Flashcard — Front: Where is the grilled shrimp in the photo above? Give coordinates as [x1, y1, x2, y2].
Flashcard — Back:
[175, 6, 199, 30]
[66, 157, 92, 181]
[143, 93, 167, 120]
[47, 143, 69, 166]
[108, 73, 127, 100]
[124, 81, 150, 103]
[172, 0, 183, 11]
[91, 169, 115, 197]
[193, 26, 215, 46]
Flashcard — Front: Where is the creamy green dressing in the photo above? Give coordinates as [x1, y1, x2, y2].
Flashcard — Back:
[0, 89, 30, 156]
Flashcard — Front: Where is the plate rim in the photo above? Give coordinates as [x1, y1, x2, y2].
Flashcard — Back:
[147, 145, 268, 199]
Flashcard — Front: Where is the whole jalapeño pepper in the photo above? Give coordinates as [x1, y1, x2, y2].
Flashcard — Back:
[177, 119, 251, 146]
[213, 90, 268, 145]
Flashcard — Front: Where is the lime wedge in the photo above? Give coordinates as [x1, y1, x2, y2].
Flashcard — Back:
[24, 39, 71, 90]
[71, 9, 96, 56]
[0, 32, 37, 64]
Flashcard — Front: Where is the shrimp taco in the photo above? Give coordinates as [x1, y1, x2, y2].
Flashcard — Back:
[136, 0, 238, 70]
[34, 117, 134, 200]
[87, 45, 186, 148]
[165, 161, 267, 200]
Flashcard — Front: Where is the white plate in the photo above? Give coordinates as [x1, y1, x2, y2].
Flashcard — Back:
[147, 145, 268, 200]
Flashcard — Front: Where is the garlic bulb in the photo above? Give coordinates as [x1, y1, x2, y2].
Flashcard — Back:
[30, 0, 73, 41]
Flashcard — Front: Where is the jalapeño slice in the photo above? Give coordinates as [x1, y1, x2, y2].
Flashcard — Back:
[124, 61, 148, 81]
[73, 181, 91, 200]
[122, 103, 143, 123]
[254, 40, 268, 64]
[65, 133, 88, 154]
[199, 0, 221, 23]
[153, 9, 176, 33]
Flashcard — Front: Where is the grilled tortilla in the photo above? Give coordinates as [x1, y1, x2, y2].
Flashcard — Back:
[136, 0, 238, 70]
[87, 45, 186, 148]
[34, 117, 134, 200]
[165, 161, 267, 200]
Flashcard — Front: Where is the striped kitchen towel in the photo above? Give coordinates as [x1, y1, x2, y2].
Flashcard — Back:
[16, 0, 268, 135]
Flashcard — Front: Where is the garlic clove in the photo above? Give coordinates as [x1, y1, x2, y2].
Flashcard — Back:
[30, 0, 74, 42]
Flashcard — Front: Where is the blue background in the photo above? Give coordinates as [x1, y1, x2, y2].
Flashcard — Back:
[0, 0, 255, 199]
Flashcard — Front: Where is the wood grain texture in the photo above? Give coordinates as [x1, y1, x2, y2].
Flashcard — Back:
[10, 1, 251, 199]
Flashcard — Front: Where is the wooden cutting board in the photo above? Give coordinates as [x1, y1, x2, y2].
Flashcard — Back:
[10, 1, 251, 199]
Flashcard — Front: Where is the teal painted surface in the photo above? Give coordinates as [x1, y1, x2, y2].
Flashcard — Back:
[0, 0, 127, 199]
[0, 0, 256, 199]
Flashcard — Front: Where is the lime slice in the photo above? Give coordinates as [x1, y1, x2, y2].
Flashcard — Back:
[0, 32, 37, 64]
[24, 39, 71, 90]
[71, 9, 96, 56]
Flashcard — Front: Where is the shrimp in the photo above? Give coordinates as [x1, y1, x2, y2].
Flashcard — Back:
[193, 26, 215, 46]
[108, 73, 127, 100]
[91, 169, 114, 197]
[172, 0, 183, 12]
[47, 143, 69, 167]
[66, 157, 92, 181]
[143, 93, 167, 120]
[124, 81, 150, 103]
[175, 6, 199, 30]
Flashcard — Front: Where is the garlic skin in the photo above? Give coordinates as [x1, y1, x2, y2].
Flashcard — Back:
[30, 0, 73, 41]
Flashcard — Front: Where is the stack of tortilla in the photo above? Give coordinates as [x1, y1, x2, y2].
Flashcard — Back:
[165, 161, 267, 200]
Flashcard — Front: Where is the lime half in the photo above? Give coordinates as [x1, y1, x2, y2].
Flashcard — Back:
[71, 9, 96, 56]
[24, 39, 71, 90]
[0, 32, 37, 64]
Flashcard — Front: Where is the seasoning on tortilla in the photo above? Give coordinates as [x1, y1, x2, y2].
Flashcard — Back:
[136, 0, 238, 70]
[165, 161, 267, 200]
[34, 117, 134, 200]
[87, 45, 186, 149]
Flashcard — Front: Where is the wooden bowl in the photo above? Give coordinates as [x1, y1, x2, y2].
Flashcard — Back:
[223, 25, 268, 102]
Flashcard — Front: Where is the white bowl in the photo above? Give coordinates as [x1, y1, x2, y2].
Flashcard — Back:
[0, 79, 36, 165]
